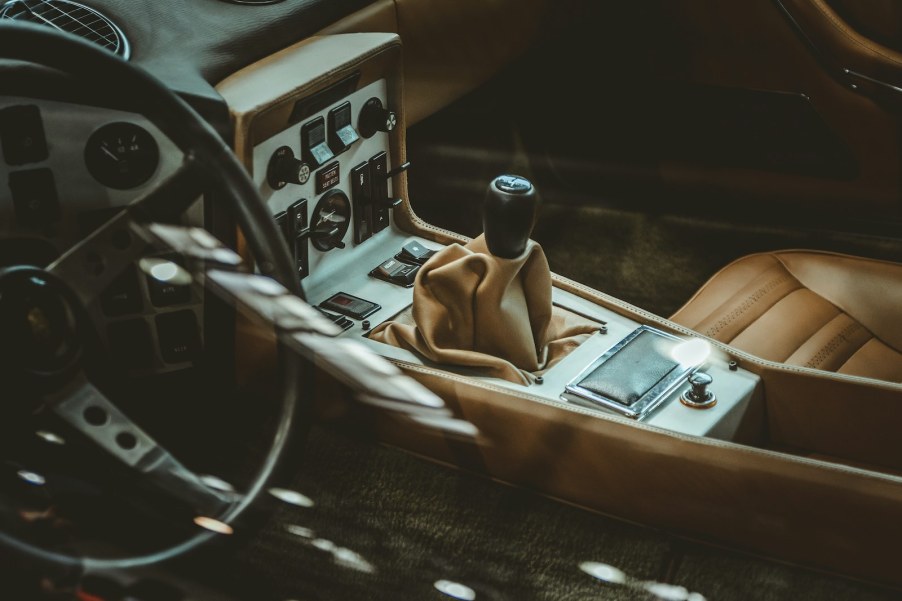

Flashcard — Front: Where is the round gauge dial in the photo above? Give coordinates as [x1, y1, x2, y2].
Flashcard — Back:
[310, 191, 351, 251]
[84, 122, 160, 190]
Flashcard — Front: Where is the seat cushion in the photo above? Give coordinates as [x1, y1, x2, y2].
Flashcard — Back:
[670, 250, 902, 382]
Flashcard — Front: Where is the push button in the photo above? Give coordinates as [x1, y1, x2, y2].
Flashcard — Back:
[371, 257, 419, 288]
[327, 101, 359, 155]
[155, 310, 200, 364]
[9, 168, 60, 227]
[301, 116, 334, 168]
[397, 241, 437, 265]
[0, 105, 49, 166]
[101, 266, 143, 316]
[147, 273, 190, 307]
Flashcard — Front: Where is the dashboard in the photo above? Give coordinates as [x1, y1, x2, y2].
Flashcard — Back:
[0, 97, 206, 375]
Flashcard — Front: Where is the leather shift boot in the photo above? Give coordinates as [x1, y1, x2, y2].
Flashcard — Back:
[370, 235, 600, 384]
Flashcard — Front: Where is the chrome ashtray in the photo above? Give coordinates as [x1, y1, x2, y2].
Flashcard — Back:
[562, 326, 709, 420]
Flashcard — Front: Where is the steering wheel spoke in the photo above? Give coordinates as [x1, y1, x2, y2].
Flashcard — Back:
[47, 158, 203, 307]
[45, 374, 232, 517]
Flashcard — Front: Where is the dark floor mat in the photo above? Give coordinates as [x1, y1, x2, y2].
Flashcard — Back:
[233, 425, 900, 600]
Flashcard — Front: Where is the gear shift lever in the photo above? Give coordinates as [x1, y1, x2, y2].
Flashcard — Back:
[483, 175, 539, 259]
[371, 173, 598, 384]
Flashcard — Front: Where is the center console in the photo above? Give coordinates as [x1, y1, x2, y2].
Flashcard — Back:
[217, 33, 763, 443]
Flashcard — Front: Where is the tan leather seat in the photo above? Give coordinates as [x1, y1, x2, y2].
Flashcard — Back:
[670, 250, 902, 382]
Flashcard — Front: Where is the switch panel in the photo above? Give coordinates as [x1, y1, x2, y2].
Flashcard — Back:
[256, 77, 394, 284]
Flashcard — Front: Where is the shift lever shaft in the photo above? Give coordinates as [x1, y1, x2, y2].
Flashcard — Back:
[483, 175, 539, 259]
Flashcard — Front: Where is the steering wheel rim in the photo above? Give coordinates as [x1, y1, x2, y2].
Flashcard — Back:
[0, 22, 306, 570]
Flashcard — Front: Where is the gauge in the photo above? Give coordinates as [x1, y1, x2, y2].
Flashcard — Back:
[84, 122, 159, 190]
[310, 191, 351, 251]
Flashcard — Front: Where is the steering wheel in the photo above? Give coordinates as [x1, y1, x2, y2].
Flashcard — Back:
[0, 22, 305, 570]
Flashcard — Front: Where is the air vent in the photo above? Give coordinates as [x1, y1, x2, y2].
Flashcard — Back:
[0, 0, 130, 59]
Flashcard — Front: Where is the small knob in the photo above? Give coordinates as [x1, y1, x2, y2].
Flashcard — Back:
[311, 223, 343, 250]
[680, 372, 716, 409]
[358, 98, 397, 139]
[267, 146, 311, 190]
[483, 175, 539, 259]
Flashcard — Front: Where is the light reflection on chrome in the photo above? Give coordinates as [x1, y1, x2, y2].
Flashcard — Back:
[194, 516, 234, 535]
[288, 529, 377, 575]
[671, 338, 712, 367]
[269, 488, 315, 507]
[644, 582, 692, 600]
[285, 524, 315, 539]
[139, 257, 192, 286]
[35, 431, 65, 445]
[333, 547, 376, 574]
[17, 470, 46, 486]
[312, 538, 336, 553]
[199, 474, 235, 493]
[579, 561, 626, 584]
[579, 561, 706, 600]
[409, 415, 480, 439]
[434, 580, 476, 600]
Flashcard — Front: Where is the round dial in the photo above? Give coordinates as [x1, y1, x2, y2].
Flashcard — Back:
[84, 122, 160, 190]
[310, 191, 351, 251]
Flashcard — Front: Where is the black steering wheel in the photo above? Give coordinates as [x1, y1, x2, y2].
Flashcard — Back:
[0, 22, 305, 570]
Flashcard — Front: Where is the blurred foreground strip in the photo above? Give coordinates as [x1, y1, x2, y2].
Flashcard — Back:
[143, 224, 478, 441]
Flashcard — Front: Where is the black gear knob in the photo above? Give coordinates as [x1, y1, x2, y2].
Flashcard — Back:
[483, 175, 539, 259]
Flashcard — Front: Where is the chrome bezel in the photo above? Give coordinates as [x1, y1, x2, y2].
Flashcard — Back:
[0, 0, 131, 59]
[562, 326, 702, 420]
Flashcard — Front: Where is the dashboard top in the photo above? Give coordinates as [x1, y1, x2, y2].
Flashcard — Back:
[67, 0, 376, 84]
[0, 0, 379, 128]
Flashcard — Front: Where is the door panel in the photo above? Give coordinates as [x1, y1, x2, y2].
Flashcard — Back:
[514, 1, 902, 223]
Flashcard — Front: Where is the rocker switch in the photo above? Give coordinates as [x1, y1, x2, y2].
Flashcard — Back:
[328, 101, 359, 155]
[301, 117, 334, 168]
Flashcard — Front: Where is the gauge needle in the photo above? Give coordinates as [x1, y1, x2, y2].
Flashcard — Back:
[101, 144, 120, 162]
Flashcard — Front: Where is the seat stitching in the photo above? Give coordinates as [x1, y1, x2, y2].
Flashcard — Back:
[703, 273, 795, 339]
[804, 320, 868, 370]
